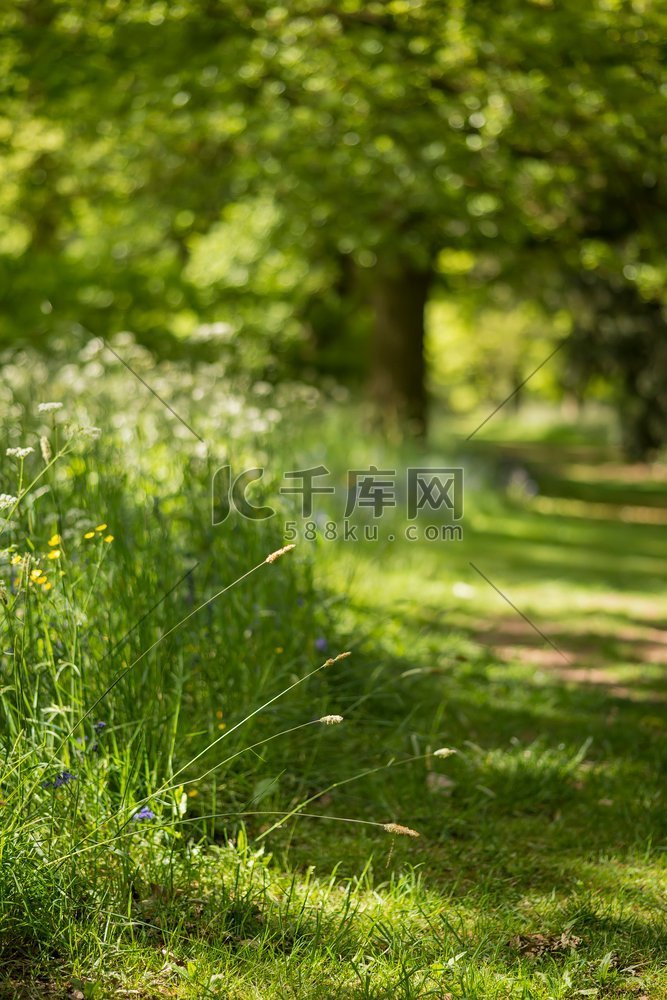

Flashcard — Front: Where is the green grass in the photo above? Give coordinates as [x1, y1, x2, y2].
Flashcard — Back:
[0, 346, 665, 998]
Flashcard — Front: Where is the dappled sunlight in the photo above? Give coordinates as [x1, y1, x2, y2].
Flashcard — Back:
[2, 0, 666, 992]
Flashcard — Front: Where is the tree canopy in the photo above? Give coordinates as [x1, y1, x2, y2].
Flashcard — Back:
[2, 0, 666, 450]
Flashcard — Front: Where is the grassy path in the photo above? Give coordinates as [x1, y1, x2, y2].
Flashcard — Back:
[4, 431, 666, 999]
[293, 434, 667, 997]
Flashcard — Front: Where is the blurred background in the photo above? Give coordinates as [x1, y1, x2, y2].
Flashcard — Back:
[2, 7, 667, 986]
[1, 0, 666, 458]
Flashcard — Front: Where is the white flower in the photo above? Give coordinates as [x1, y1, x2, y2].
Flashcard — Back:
[6, 447, 34, 459]
[433, 748, 456, 759]
[79, 426, 101, 440]
[38, 402, 63, 413]
[0, 495, 18, 511]
[66, 424, 101, 441]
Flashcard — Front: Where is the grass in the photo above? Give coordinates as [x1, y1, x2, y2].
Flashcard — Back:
[0, 344, 665, 998]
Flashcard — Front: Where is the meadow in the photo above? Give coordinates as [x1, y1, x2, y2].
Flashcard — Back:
[1, 340, 665, 999]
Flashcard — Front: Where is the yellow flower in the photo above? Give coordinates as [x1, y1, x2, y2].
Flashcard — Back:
[95, 523, 108, 532]
[48, 534, 61, 547]
[30, 568, 42, 581]
[11, 555, 22, 566]
[43, 582, 52, 591]
[48, 549, 61, 560]
[84, 531, 95, 539]
[37, 575, 47, 585]
[275, 646, 284, 654]
[218, 722, 226, 731]
[187, 789, 199, 798]
[103, 534, 114, 543]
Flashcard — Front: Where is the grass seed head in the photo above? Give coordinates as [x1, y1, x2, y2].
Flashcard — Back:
[324, 651, 351, 667]
[383, 823, 420, 838]
[319, 715, 344, 725]
[265, 543, 296, 564]
[434, 748, 456, 759]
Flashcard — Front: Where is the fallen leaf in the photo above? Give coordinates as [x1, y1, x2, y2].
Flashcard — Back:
[509, 931, 582, 957]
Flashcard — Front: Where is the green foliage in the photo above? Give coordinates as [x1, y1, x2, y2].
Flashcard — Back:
[0, 346, 335, 960]
[1, 351, 667, 994]
[0, 832, 86, 959]
[2, 0, 665, 393]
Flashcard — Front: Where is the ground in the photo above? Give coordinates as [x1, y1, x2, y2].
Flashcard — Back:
[2, 410, 666, 999]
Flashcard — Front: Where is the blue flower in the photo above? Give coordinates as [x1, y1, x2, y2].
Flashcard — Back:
[315, 636, 328, 652]
[44, 770, 75, 789]
[132, 806, 156, 822]
[53, 770, 75, 788]
[94, 721, 106, 731]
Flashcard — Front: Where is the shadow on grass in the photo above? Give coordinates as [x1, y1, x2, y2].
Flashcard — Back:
[275, 449, 667, 954]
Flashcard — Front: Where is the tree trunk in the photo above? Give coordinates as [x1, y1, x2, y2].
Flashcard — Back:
[369, 260, 431, 437]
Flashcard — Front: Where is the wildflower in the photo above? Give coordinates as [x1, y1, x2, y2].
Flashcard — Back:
[47, 549, 61, 560]
[53, 771, 75, 788]
[84, 531, 95, 539]
[43, 770, 75, 789]
[383, 823, 420, 839]
[38, 402, 63, 413]
[0, 495, 18, 511]
[37, 575, 47, 585]
[11, 555, 22, 566]
[103, 535, 114, 543]
[48, 534, 61, 547]
[40, 436, 52, 463]
[30, 569, 42, 581]
[315, 637, 328, 652]
[132, 806, 156, 822]
[433, 748, 456, 759]
[265, 543, 296, 564]
[319, 715, 344, 725]
[93, 721, 106, 731]
[95, 523, 107, 532]
[187, 789, 199, 798]
[6, 447, 34, 459]
[43, 582, 52, 591]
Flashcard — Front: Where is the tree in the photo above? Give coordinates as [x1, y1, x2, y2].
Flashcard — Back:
[224, 0, 666, 431]
[2, 0, 665, 443]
